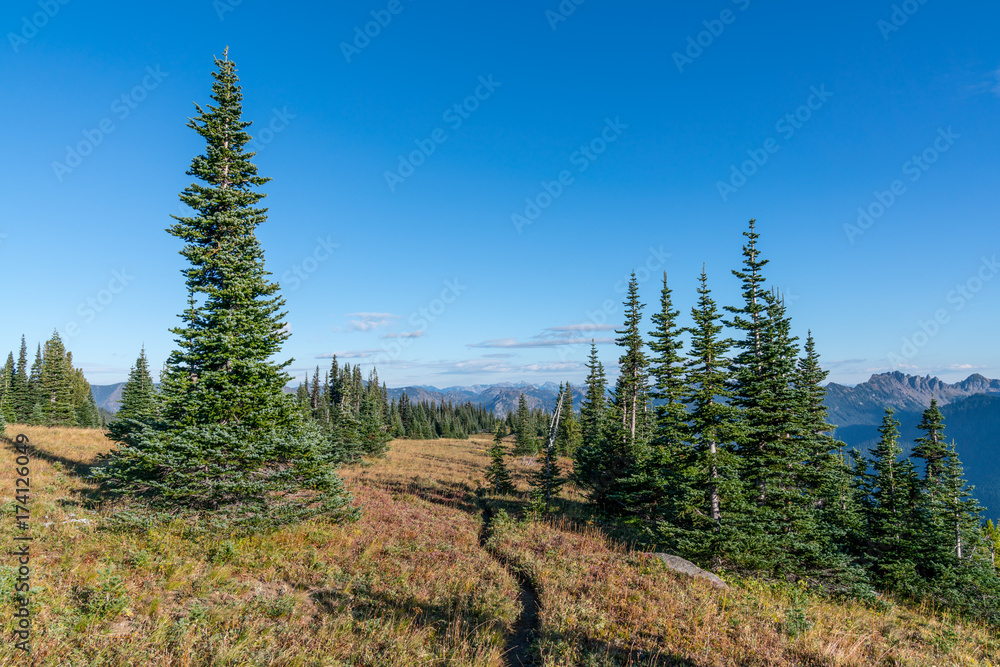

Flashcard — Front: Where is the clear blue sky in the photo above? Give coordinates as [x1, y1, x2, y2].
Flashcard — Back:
[3, 0, 998, 388]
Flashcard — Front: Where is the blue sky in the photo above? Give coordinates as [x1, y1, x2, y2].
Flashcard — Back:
[3, 0, 999, 388]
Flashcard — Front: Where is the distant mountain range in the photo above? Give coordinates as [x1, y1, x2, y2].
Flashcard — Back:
[89, 371, 1000, 514]
[89, 380, 583, 417]
[825, 372, 1000, 516]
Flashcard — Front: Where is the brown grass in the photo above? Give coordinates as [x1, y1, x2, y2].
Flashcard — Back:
[1, 425, 997, 666]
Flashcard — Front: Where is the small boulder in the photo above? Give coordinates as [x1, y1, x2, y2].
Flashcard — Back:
[647, 553, 728, 590]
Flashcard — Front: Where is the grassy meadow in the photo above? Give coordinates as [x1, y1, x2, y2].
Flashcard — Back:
[2, 426, 999, 666]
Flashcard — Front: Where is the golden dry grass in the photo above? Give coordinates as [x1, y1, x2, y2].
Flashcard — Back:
[1, 425, 998, 666]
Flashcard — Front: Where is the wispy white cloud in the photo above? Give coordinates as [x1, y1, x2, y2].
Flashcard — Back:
[342, 312, 400, 332]
[381, 331, 424, 340]
[468, 336, 614, 349]
[544, 324, 617, 336]
[317, 349, 383, 359]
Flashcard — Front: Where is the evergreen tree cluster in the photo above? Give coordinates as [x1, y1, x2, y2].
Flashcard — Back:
[570, 219, 1000, 621]
[293, 358, 496, 448]
[506, 391, 573, 454]
[1, 332, 101, 428]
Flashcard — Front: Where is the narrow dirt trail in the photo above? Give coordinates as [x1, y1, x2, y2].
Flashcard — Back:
[478, 501, 541, 667]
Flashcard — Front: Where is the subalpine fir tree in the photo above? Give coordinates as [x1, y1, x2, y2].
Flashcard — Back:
[862, 409, 918, 578]
[94, 50, 355, 532]
[41, 331, 76, 426]
[597, 275, 653, 515]
[70, 366, 101, 428]
[12, 336, 30, 422]
[938, 442, 985, 562]
[1, 352, 15, 424]
[913, 399, 948, 480]
[513, 393, 535, 454]
[676, 268, 744, 563]
[555, 382, 581, 456]
[612, 272, 650, 450]
[630, 271, 691, 529]
[27, 344, 43, 420]
[795, 332, 845, 522]
[574, 342, 616, 508]
[108, 348, 161, 444]
[724, 223, 812, 573]
[529, 391, 565, 514]
[485, 422, 515, 495]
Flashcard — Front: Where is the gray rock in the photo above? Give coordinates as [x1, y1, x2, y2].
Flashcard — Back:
[647, 553, 728, 590]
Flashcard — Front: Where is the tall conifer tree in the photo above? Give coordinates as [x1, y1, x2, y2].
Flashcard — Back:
[41, 331, 76, 426]
[94, 50, 355, 532]
[677, 268, 743, 562]
[108, 348, 161, 444]
[12, 337, 30, 422]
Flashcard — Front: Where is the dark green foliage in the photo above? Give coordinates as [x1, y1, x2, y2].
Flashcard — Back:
[573, 342, 616, 509]
[623, 271, 690, 530]
[0, 352, 14, 425]
[675, 268, 745, 564]
[5, 333, 99, 428]
[108, 348, 161, 445]
[555, 382, 581, 456]
[612, 272, 650, 451]
[560, 221, 1000, 621]
[94, 51, 355, 533]
[12, 336, 31, 422]
[529, 390, 566, 514]
[485, 422, 515, 495]
[97, 422, 356, 532]
[513, 393, 537, 454]
[860, 409, 917, 578]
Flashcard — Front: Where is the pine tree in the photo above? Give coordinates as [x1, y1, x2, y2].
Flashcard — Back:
[27, 344, 43, 421]
[574, 342, 615, 508]
[677, 268, 743, 563]
[513, 393, 535, 454]
[529, 390, 565, 514]
[40, 331, 76, 426]
[0, 352, 15, 424]
[485, 422, 515, 495]
[94, 50, 355, 532]
[12, 336, 30, 422]
[612, 272, 649, 451]
[913, 399, 948, 481]
[633, 271, 691, 529]
[648, 271, 688, 457]
[862, 409, 918, 578]
[938, 441, 984, 563]
[555, 382, 581, 456]
[108, 348, 161, 444]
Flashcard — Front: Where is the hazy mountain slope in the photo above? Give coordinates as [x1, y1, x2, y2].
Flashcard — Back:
[833, 393, 1000, 516]
[824, 371, 1000, 427]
